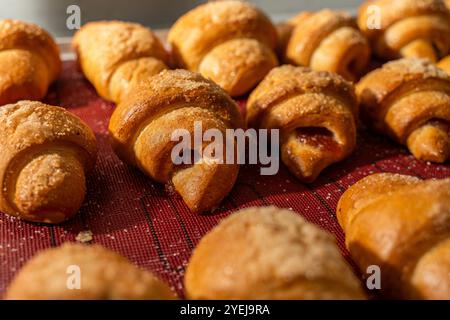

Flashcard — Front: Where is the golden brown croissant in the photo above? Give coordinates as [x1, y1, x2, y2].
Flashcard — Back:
[72, 21, 169, 104]
[168, 0, 278, 97]
[247, 65, 358, 183]
[358, 0, 450, 62]
[185, 206, 366, 300]
[109, 69, 243, 213]
[438, 55, 450, 73]
[6, 243, 176, 299]
[0, 101, 97, 224]
[357, 58, 450, 163]
[280, 10, 371, 81]
[337, 173, 450, 299]
[0, 20, 61, 105]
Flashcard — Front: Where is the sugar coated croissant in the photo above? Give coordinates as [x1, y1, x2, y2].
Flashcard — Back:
[337, 173, 450, 299]
[0, 20, 61, 105]
[185, 206, 366, 300]
[357, 58, 450, 163]
[168, 0, 278, 97]
[109, 69, 243, 213]
[0, 101, 97, 224]
[5, 243, 176, 299]
[72, 21, 169, 103]
[281, 10, 371, 81]
[358, 0, 450, 62]
[247, 65, 358, 183]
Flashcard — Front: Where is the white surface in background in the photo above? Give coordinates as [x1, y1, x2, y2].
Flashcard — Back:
[1, 0, 361, 37]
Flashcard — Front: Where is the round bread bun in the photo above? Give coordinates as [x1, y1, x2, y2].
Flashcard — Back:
[5, 243, 176, 300]
[185, 206, 366, 300]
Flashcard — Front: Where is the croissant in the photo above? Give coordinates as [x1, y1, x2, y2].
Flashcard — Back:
[0, 20, 61, 105]
[357, 58, 450, 163]
[337, 173, 450, 299]
[0, 101, 97, 224]
[438, 55, 450, 74]
[168, 0, 278, 97]
[185, 206, 366, 300]
[280, 10, 371, 81]
[108, 69, 243, 213]
[72, 21, 169, 104]
[6, 243, 176, 299]
[247, 65, 358, 183]
[358, 0, 450, 62]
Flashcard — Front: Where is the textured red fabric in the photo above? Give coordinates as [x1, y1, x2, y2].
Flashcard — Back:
[1, 61, 450, 298]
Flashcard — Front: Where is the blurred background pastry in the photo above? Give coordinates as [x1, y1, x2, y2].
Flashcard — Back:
[0, 20, 61, 105]
[6, 243, 176, 299]
[185, 206, 366, 300]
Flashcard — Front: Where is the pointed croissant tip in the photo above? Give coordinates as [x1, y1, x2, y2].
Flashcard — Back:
[281, 138, 343, 184]
[400, 39, 438, 63]
[281, 152, 329, 183]
[407, 123, 450, 163]
[171, 161, 239, 213]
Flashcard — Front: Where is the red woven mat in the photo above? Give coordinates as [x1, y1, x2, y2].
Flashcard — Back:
[1, 61, 450, 298]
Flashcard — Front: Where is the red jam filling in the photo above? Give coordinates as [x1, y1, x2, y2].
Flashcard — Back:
[296, 127, 341, 155]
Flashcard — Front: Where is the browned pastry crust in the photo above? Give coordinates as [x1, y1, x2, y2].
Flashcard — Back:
[5, 243, 176, 299]
[185, 206, 366, 300]
[168, 0, 278, 97]
[357, 58, 450, 163]
[0, 20, 61, 105]
[72, 21, 169, 103]
[281, 10, 371, 81]
[247, 65, 358, 182]
[358, 0, 450, 62]
[109, 69, 243, 213]
[438, 54, 450, 73]
[337, 173, 450, 299]
[0, 101, 97, 224]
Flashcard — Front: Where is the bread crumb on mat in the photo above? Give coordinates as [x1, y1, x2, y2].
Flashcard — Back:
[75, 230, 93, 243]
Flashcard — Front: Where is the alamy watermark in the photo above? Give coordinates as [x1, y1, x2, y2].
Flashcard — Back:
[66, 5, 81, 30]
[170, 121, 280, 176]
[63, 263, 382, 291]
[366, 265, 381, 290]
[365, 5, 382, 30]
[66, 264, 81, 290]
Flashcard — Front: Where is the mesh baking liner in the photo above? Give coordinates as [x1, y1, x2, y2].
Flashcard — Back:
[1, 61, 449, 298]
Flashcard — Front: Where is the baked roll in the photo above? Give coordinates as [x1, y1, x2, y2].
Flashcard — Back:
[185, 206, 366, 300]
[0, 20, 61, 105]
[0, 101, 97, 224]
[168, 0, 278, 97]
[72, 21, 169, 103]
[5, 243, 175, 299]
[358, 0, 450, 62]
[438, 55, 450, 74]
[337, 173, 450, 299]
[357, 58, 450, 163]
[109, 69, 243, 213]
[280, 10, 371, 81]
[247, 65, 358, 183]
